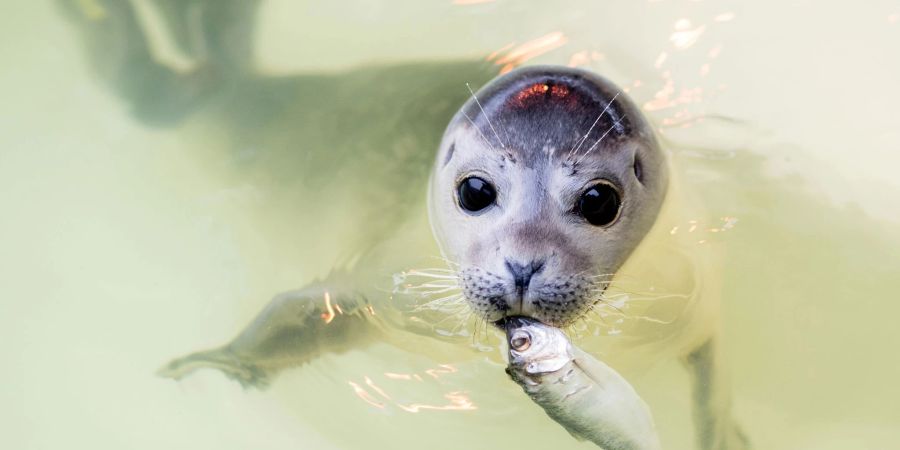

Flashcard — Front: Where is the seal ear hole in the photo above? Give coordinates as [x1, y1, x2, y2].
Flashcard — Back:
[633, 154, 643, 184]
[442, 142, 456, 167]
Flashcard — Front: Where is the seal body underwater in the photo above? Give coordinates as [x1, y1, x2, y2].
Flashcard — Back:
[57, 2, 746, 448]
[157, 65, 746, 450]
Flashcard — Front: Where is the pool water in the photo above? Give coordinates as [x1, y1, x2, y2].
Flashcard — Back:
[2, 1, 898, 449]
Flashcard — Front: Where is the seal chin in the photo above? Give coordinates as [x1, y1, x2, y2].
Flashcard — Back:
[514, 310, 570, 328]
[483, 298, 584, 328]
[493, 308, 574, 329]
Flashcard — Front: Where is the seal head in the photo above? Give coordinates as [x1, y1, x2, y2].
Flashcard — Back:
[429, 66, 668, 327]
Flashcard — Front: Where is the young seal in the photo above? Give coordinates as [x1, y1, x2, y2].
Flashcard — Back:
[58, 3, 746, 448]
[160, 65, 671, 385]
[152, 66, 743, 449]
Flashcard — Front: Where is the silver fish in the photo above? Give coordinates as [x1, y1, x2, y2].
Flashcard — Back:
[505, 317, 661, 450]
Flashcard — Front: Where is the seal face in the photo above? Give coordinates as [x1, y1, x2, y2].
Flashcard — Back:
[429, 66, 669, 327]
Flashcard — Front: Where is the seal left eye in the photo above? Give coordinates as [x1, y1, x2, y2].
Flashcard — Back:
[457, 176, 496, 213]
[576, 182, 621, 226]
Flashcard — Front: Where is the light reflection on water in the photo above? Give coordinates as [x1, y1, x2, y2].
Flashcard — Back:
[2, 1, 899, 449]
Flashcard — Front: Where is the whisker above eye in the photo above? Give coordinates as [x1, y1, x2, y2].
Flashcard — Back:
[462, 110, 499, 152]
[570, 91, 620, 157]
[574, 119, 623, 166]
[467, 82, 509, 150]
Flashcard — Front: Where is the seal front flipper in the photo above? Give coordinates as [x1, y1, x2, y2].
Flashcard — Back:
[157, 346, 271, 388]
[157, 282, 384, 389]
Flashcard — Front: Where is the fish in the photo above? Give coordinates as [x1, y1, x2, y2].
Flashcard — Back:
[504, 317, 661, 450]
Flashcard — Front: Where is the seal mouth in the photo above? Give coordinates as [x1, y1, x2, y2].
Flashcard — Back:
[496, 315, 550, 330]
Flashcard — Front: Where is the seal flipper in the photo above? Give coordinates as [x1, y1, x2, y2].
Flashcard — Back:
[157, 346, 270, 389]
[158, 283, 385, 389]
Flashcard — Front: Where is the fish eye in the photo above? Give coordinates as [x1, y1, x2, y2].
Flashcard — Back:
[457, 176, 496, 213]
[510, 331, 531, 351]
[576, 181, 621, 226]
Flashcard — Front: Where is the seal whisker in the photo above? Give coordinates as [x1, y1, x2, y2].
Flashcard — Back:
[597, 290, 690, 301]
[591, 295, 626, 315]
[393, 267, 461, 299]
[461, 110, 500, 153]
[412, 293, 465, 310]
[587, 272, 634, 280]
[407, 287, 461, 297]
[576, 119, 623, 166]
[570, 92, 620, 157]
[403, 284, 460, 292]
[417, 292, 464, 303]
[450, 310, 475, 335]
[404, 281, 459, 289]
[430, 306, 475, 329]
[410, 272, 458, 278]
[467, 82, 508, 149]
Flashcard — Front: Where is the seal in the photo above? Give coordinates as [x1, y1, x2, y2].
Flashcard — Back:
[122, 62, 742, 449]
[60, 2, 747, 447]
[157, 66, 670, 379]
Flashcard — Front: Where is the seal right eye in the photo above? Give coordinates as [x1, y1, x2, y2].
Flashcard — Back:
[457, 176, 496, 213]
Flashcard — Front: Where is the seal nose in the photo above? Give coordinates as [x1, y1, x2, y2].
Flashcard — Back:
[505, 259, 545, 296]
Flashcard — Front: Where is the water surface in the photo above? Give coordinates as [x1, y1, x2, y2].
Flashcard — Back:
[2, 1, 898, 449]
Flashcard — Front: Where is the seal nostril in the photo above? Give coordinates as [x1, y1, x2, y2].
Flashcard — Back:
[506, 259, 546, 294]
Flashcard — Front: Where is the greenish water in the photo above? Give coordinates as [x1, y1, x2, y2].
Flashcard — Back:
[2, 1, 899, 449]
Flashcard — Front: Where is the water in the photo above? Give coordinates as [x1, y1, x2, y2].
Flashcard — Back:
[2, 1, 899, 449]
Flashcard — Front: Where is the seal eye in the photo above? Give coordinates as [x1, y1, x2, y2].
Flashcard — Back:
[577, 182, 621, 226]
[457, 176, 496, 213]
